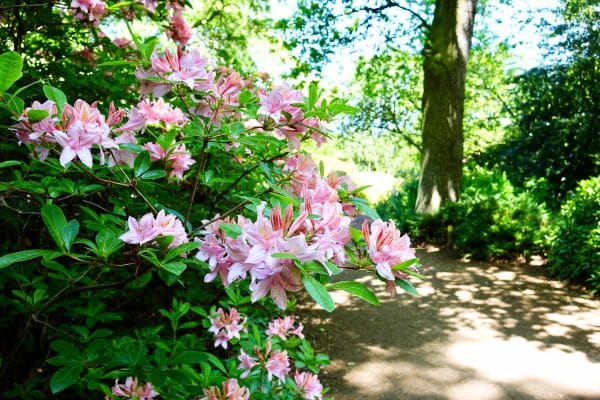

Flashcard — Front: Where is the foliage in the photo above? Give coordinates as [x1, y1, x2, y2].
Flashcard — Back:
[0, 2, 421, 398]
[482, 0, 599, 206]
[440, 165, 552, 259]
[378, 164, 552, 260]
[548, 176, 600, 292]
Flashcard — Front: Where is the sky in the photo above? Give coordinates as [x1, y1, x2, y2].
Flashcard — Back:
[255, 0, 562, 89]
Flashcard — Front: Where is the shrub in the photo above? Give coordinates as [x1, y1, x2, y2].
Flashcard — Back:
[0, 2, 422, 398]
[548, 176, 600, 291]
[441, 164, 552, 259]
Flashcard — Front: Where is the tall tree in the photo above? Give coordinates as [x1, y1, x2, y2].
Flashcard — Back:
[278, 0, 481, 213]
[416, 0, 477, 213]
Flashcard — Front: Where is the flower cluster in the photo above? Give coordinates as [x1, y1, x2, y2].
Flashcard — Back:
[362, 219, 416, 295]
[13, 99, 120, 168]
[120, 210, 188, 248]
[116, 98, 187, 132]
[110, 377, 158, 400]
[200, 378, 250, 400]
[258, 84, 325, 149]
[266, 316, 304, 340]
[208, 308, 245, 349]
[143, 142, 195, 179]
[137, 47, 215, 97]
[71, 0, 108, 25]
[294, 370, 323, 400]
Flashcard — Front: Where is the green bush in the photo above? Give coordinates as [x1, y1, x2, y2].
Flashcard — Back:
[548, 176, 600, 291]
[441, 165, 552, 259]
[378, 164, 552, 259]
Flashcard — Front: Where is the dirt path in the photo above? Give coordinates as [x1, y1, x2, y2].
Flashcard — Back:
[299, 246, 600, 400]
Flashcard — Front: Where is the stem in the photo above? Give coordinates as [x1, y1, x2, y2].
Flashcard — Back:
[184, 137, 209, 225]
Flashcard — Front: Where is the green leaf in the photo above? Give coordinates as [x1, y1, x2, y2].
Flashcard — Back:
[162, 262, 186, 276]
[41, 204, 67, 251]
[43, 85, 67, 113]
[141, 170, 167, 180]
[96, 60, 136, 67]
[0, 51, 23, 93]
[165, 241, 200, 262]
[308, 81, 318, 109]
[95, 229, 123, 258]
[327, 281, 380, 305]
[349, 226, 363, 243]
[271, 252, 300, 261]
[134, 151, 151, 177]
[61, 220, 79, 251]
[0, 160, 20, 169]
[391, 258, 419, 271]
[0, 249, 60, 269]
[328, 102, 358, 115]
[220, 223, 242, 239]
[5, 94, 24, 116]
[302, 275, 335, 312]
[50, 364, 83, 394]
[128, 271, 153, 289]
[396, 278, 419, 296]
[323, 260, 341, 275]
[350, 197, 381, 221]
[26, 109, 49, 123]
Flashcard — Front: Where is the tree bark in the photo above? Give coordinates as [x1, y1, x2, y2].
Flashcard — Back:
[415, 0, 477, 214]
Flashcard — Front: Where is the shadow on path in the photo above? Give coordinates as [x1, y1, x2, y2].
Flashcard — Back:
[299, 247, 600, 400]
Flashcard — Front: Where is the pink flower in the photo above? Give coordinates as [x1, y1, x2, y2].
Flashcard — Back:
[152, 209, 189, 248]
[136, 0, 157, 13]
[143, 142, 166, 161]
[265, 349, 290, 382]
[294, 370, 323, 400]
[167, 144, 195, 179]
[119, 213, 159, 245]
[119, 211, 188, 248]
[12, 100, 58, 161]
[108, 132, 137, 168]
[237, 349, 258, 379]
[53, 129, 95, 168]
[112, 37, 131, 48]
[266, 316, 304, 340]
[208, 308, 245, 349]
[112, 377, 159, 399]
[116, 98, 187, 132]
[200, 378, 249, 400]
[362, 219, 416, 282]
[71, 0, 107, 23]
[166, 12, 192, 45]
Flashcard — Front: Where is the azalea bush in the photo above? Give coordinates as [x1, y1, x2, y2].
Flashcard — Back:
[0, 1, 420, 399]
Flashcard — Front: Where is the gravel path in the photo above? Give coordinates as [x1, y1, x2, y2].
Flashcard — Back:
[300, 246, 600, 400]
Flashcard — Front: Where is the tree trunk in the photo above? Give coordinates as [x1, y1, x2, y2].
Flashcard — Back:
[415, 0, 477, 214]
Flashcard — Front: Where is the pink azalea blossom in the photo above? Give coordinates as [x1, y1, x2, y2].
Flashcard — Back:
[362, 219, 416, 284]
[208, 308, 245, 349]
[237, 349, 258, 379]
[143, 142, 166, 161]
[265, 349, 290, 382]
[166, 12, 192, 45]
[116, 98, 186, 132]
[12, 100, 58, 161]
[119, 213, 159, 245]
[136, 0, 157, 12]
[266, 316, 304, 340]
[108, 132, 137, 168]
[120, 211, 188, 248]
[167, 144, 195, 179]
[294, 370, 323, 400]
[71, 0, 107, 23]
[111, 377, 159, 399]
[200, 378, 250, 400]
[152, 209, 189, 248]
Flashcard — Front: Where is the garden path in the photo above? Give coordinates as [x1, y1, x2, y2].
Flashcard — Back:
[299, 246, 600, 400]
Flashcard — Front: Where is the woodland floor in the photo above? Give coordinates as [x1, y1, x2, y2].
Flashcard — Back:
[299, 246, 600, 400]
